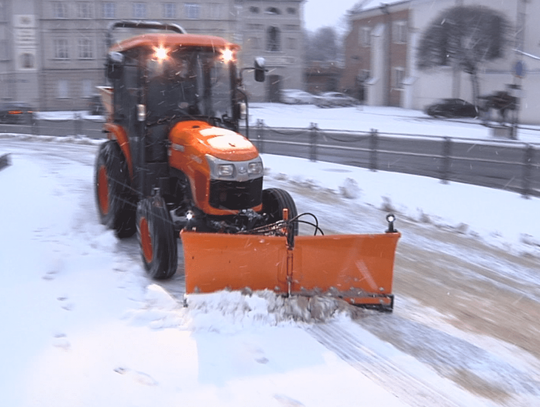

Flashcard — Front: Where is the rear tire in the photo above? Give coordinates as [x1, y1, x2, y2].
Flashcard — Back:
[136, 196, 178, 279]
[94, 141, 136, 238]
[262, 188, 299, 236]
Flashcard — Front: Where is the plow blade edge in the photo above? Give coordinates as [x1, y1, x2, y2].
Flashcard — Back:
[181, 230, 400, 310]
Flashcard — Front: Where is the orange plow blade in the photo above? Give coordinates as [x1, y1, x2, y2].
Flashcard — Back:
[181, 230, 401, 311]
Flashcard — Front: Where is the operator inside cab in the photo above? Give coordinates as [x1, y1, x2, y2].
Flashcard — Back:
[145, 47, 233, 125]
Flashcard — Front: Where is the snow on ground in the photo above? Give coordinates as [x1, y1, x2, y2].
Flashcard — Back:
[248, 103, 540, 144]
[1, 105, 539, 406]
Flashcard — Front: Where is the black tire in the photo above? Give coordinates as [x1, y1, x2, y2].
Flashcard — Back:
[94, 141, 136, 238]
[262, 188, 299, 236]
[136, 196, 178, 280]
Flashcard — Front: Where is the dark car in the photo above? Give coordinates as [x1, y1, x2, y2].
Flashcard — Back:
[425, 98, 478, 119]
[0, 102, 34, 124]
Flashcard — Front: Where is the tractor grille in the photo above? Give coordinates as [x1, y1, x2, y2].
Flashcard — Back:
[209, 177, 262, 210]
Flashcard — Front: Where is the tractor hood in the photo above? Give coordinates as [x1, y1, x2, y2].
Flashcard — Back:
[170, 121, 259, 162]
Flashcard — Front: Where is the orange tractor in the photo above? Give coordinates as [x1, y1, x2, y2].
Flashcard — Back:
[94, 21, 400, 311]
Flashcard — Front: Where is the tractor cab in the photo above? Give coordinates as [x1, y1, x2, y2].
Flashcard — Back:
[106, 34, 243, 132]
[100, 22, 265, 200]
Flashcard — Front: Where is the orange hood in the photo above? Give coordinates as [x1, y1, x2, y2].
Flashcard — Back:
[170, 121, 259, 162]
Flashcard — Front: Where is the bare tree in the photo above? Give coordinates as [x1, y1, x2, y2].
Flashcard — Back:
[305, 26, 339, 64]
[417, 6, 511, 104]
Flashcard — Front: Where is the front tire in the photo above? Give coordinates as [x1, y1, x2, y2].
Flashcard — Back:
[94, 141, 136, 238]
[262, 188, 299, 236]
[137, 196, 178, 279]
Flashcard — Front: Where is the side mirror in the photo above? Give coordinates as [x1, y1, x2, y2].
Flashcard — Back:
[106, 52, 124, 80]
[254, 57, 266, 83]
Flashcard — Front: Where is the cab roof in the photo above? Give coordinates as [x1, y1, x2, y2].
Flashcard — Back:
[109, 33, 240, 53]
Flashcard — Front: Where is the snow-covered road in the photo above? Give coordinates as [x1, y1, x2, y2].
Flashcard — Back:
[1, 137, 539, 407]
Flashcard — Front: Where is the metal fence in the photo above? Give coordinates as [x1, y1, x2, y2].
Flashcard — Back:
[252, 120, 540, 199]
[1, 116, 539, 198]
[0, 115, 104, 139]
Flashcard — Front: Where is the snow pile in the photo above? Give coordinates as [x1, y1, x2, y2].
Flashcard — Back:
[262, 154, 540, 258]
[127, 284, 363, 334]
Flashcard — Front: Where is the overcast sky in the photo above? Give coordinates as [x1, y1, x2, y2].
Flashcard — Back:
[303, 0, 361, 32]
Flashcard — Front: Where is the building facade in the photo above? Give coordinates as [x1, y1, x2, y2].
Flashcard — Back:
[0, 0, 40, 106]
[235, 0, 305, 102]
[0, 0, 305, 110]
[342, 1, 409, 107]
[343, 0, 540, 125]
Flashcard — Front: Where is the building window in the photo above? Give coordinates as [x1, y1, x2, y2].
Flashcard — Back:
[20, 53, 35, 69]
[249, 6, 259, 14]
[249, 37, 261, 49]
[185, 3, 200, 19]
[58, 80, 69, 98]
[78, 38, 93, 59]
[0, 2, 6, 21]
[53, 2, 68, 19]
[0, 40, 9, 60]
[82, 79, 93, 97]
[360, 27, 371, 47]
[359, 69, 370, 81]
[267, 27, 280, 52]
[54, 39, 69, 60]
[133, 3, 147, 19]
[284, 24, 300, 31]
[209, 3, 222, 19]
[77, 3, 92, 19]
[287, 37, 297, 50]
[162, 3, 176, 18]
[103, 3, 116, 19]
[393, 67, 405, 89]
[266, 7, 281, 15]
[287, 7, 296, 15]
[393, 21, 407, 43]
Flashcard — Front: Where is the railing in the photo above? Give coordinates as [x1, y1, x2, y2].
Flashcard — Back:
[1, 116, 538, 198]
[0, 114, 104, 139]
[252, 120, 540, 199]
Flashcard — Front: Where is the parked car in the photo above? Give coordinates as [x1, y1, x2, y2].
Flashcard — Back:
[280, 89, 316, 104]
[0, 102, 34, 124]
[315, 92, 359, 108]
[425, 98, 478, 119]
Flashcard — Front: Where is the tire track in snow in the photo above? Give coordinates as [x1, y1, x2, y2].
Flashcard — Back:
[306, 322, 462, 407]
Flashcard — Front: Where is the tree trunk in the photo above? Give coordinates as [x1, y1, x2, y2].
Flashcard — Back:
[469, 71, 480, 107]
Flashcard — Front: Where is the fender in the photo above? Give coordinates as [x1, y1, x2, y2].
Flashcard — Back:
[104, 122, 133, 180]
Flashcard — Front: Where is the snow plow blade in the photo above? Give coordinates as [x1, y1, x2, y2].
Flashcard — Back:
[181, 230, 401, 311]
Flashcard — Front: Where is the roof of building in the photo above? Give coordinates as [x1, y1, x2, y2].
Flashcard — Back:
[350, 0, 410, 14]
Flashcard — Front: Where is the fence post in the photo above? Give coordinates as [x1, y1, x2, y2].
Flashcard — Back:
[256, 119, 264, 154]
[522, 144, 534, 198]
[441, 137, 452, 184]
[32, 115, 39, 136]
[369, 129, 378, 171]
[74, 112, 82, 136]
[0, 154, 10, 171]
[309, 123, 318, 162]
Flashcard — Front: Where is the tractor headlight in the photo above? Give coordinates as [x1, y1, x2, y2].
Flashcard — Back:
[248, 161, 263, 176]
[218, 164, 235, 177]
[206, 155, 264, 182]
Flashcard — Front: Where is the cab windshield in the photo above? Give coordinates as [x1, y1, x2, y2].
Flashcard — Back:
[145, 47, 234, 124]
